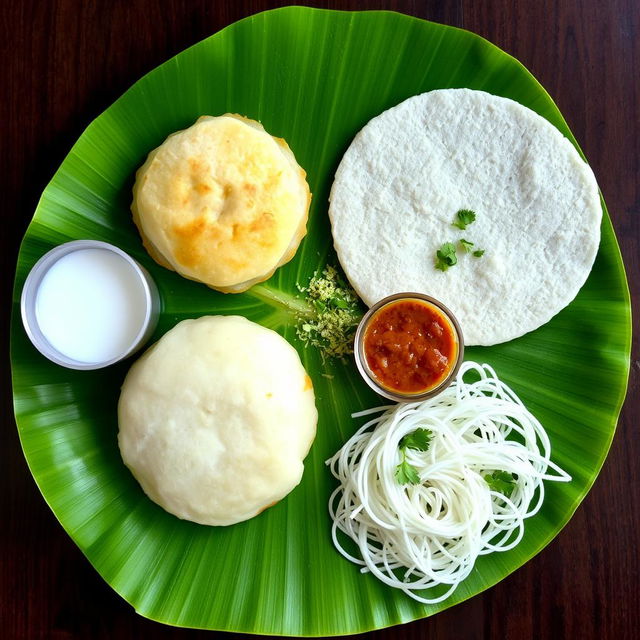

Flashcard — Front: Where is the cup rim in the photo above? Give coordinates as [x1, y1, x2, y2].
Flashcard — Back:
[354, 292, 465, 403]
[20, 240, 159, 370]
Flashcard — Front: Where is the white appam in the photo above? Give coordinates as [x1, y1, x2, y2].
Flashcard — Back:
[118, 315, 317, 526]
[328, 89, 602, 345]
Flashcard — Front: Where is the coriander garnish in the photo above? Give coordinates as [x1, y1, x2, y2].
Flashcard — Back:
[459, 238, 474, 253]
[452, 209, 476, 230]
[399, 428, 433, 451]
[459, 238, 485, 258]
[395, 428, 432, 485]
[435, 242, 457, 271]
[436, 209, 484, 270]
[395, 455, 420, 485]
[295, 265, 361, 361]
[484, 470, 517, 497]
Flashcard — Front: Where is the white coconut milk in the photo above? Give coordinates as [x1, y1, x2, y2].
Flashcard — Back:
[35, 248, 148, 364]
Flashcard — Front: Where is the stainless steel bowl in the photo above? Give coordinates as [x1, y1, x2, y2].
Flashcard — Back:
[20, 240, 160, 370]
[354, 292, 464, 403]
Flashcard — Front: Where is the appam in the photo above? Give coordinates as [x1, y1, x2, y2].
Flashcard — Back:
[118, 315, 317, 526]
[132, 114, 311, 293]
[328, 89, 602, 346]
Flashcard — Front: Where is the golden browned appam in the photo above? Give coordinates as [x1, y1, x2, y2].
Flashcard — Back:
[132, 114, 311, 292]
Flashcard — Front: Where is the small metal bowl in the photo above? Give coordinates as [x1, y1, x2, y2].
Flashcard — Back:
[354, 292, 464, 403]
[21, 240, 160, 370]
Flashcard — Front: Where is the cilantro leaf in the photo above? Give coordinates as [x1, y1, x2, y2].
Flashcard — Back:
[435, 242, 457, 271]
[399, 428, 433, 452]
[472, 249, 485, 258]
[395, 428, 432, 485]
[330, 296, 349, 309]
[452, 209, 476, 230]
[459, 238, 474, 253]
[395, 458, 420, 485]
[484, 470, 517, 497]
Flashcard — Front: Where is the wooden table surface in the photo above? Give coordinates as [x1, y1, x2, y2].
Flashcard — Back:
[2, 1, 638, 638]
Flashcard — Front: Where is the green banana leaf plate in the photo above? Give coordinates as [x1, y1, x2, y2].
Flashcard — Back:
[11, 7, 630, 636]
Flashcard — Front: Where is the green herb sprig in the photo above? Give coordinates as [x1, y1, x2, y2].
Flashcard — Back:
[395, 428, 432, 485]
[435, 242, 457, 271]
[295, 265, 361, 361]
[459, 238, 474, 253]
[459, 238, 485, 258]
[452, 209, 476, 230]
[484, 470, 517, 497]
[434, 209, 485, 270]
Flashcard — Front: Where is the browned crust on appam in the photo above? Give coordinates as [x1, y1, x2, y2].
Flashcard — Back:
[131, 114, 311, 293]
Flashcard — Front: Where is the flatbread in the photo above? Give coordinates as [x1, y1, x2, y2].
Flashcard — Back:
[118, 315, 317, 526]
[132, 114, 311, 293]
[328, 89, 601, 346]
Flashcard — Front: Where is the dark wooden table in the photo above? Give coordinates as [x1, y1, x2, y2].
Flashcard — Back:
[2, 1, 638, 639]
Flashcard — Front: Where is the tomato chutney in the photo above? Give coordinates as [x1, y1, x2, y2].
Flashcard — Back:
[355, 293, 463, 401]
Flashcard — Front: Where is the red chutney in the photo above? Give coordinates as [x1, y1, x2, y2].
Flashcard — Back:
[363, 299, 457, 394]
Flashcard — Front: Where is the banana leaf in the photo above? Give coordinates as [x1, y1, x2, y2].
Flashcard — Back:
[10, 7, 630, 635]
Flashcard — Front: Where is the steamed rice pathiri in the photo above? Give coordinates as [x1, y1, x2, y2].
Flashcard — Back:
[328, 89, 602, 346]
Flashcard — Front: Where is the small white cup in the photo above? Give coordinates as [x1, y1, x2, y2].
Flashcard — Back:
[21, 240, 160, 370]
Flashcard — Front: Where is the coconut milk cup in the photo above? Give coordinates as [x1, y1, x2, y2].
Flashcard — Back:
[21, 240, 160, 370]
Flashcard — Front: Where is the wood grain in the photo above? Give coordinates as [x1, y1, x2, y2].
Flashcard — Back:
[2, 1, 638, 638]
